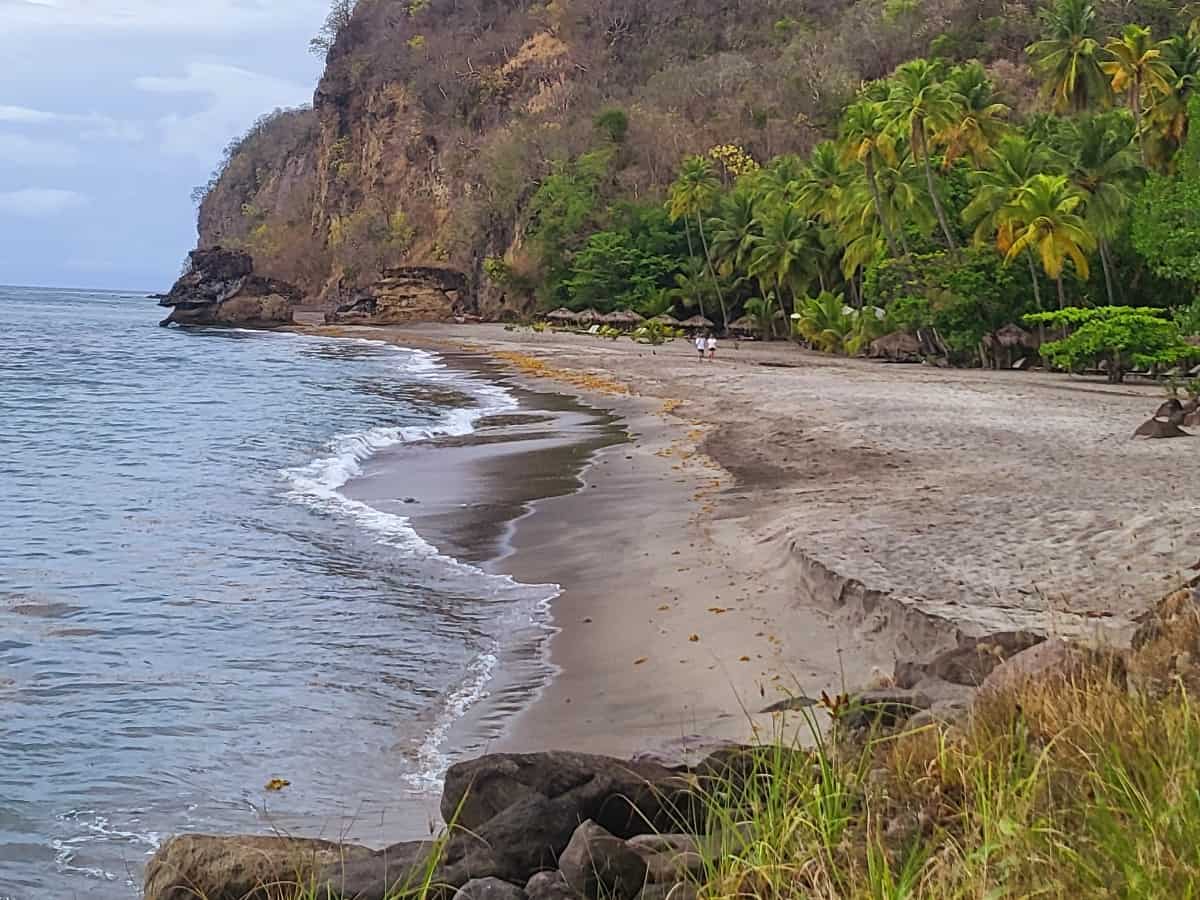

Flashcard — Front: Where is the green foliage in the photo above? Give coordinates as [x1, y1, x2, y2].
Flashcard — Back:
[309, 0, 356, 57]
[593, 107, 630, 144]
[1133, 97, 1200, 290]
[1026, 305, 1192, 379]
[563, 231, 676, 312]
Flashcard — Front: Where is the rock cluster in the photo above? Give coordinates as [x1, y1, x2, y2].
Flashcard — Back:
[158, 247, 303, 327]
[326, 267, 472, 325]
[1133, 396, 1200, 438]
[145, 749, 761, 900]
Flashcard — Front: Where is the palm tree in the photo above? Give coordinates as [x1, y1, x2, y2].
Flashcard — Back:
[792, 291, 854, 353]
[840, 100, 903, 258]
[962, 133, 1061, 313]
[1001, 174, 1097, 309]
[668, 156, 729, 331]
[1060, 112, 1141, 303]
[795, 141, 847, 226]
[748, 204, 819, 325]
[881, 59, 962, 248]
[1026, 0, 1112, 114]
[1146, 30, 1200, 167]
[707, 187, 761, 279]
[940, 62, 1011, 167]
[1102, 24, 1174, 165]
[665, 257, 715, 320]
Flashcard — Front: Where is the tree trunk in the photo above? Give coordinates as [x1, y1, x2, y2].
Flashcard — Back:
[921, 143, 957, 250]
[1027, 251, 1046, 345]
[681, 220, 706, 320]
[696, 211, 728, 333]
[1099, 238, 1117, 305]
[1056, 274, 1066, 310]
[1132, 83, 1147, 167]
[865, 155, 902, 259]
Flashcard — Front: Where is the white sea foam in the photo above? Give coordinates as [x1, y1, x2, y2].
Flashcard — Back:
[281, 340, 561, 785]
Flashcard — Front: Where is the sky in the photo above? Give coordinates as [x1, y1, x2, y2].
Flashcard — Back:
[0, 0, 332, 290]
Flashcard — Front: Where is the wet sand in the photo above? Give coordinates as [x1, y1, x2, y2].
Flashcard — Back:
[315, 321, 1198, 762]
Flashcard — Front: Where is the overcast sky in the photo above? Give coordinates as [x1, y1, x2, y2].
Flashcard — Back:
[0, 0, 331, 290]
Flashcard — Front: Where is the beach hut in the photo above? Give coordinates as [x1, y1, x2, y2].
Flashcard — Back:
[679, 315, 715, 332]
[545, 307, 575, 324]
[651, 313, 681, 327]
[605, 310, 645, 329]
[728, 315, 758, 336]
[576, 308, 603, 326]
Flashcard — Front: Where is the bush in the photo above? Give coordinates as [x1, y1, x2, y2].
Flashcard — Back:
[1026, 306, 1193, 382]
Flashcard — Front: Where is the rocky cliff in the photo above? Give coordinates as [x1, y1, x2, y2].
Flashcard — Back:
[159, 248, 303, 327]
[193, 0, 1032, 320]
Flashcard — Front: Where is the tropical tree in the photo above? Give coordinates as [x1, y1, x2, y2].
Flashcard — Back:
[707, 187, 761, 279]
[1059, 112, 1142, 303]
[963, 134, 1061, 312]
[795, 141, 847, 226]
[1002, 173, 1098, 309]
[940, 62, 1012, 167]
[1027, 0, 1112, 114]
[881, 58, 962, 248]
[1026, 306, 1191, 381]
[840, 100, 903, 258]
[665, 257, 715, 320]
[668, 156, 729, 330]
[792, 291, 855, 353]
[1102, 24, 1175, 164]
[748, 204, 820, 322]
[1147, 29, 1200, 166]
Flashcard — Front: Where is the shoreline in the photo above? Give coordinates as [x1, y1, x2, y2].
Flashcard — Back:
[302, 320, 1199, 764]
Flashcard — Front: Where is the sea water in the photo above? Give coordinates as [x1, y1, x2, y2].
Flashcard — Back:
[0, 287, 557, 898]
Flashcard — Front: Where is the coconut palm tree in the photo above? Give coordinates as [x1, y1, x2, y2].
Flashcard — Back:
[795, 141, 847, 226]
[748, 204, 819, 323]
[1102, 24, 1175, 165]
[1059, 112, 1142, 303]
[792, 291, 854, 353]
[880, 58, 962, 248]
[665, 257, 715, 320]
[1026, 0, 1112, 114]
[840, 100, 903, 259]
[940, 61, 1011, 167]
[707, 187, 761, 279]
[839, 156, 931, 259]
[963, 133, 1061, 313]
[668, 156, 729, 331]
[1146, 30, 1200, 167]
[1001, 174, 1098, 309]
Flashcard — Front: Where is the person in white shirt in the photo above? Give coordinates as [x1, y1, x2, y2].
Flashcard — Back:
[706, 335, 718, 360]
[694, 334, 706, 361]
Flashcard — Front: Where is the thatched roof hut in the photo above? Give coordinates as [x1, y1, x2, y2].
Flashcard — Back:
[545, 307, 575, 322]
[728, 315, 757, 334]
[992, 322, 1036, 348]
[576, 307, 603, 325]
[604, 309, 644, 327]
[651, 313, 681, 326]
[679, 315, 715, 331]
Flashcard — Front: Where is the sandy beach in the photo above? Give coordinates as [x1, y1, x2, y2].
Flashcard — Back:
[312, 322, 1199, 760]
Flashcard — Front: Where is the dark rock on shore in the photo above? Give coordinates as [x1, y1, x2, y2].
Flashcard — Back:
[559, 821, 647, 900]
[326, 267, 472, 325]
[895, 631, 1046, 688]
[456, 877, 528, 900]
[158, 247, 303, 327]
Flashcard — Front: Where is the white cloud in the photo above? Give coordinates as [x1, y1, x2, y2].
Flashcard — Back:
[135, 62, 312, 161]
[0, 188, 88, 217]
[0, 133, 80, 166]
[0, 105, 144, 142]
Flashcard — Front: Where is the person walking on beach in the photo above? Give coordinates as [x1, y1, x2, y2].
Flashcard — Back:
[706, 334, 718, 361]
[694, 333, 707, 362]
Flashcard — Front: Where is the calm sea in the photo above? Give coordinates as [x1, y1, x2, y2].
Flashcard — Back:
[0, 287, 557, 898]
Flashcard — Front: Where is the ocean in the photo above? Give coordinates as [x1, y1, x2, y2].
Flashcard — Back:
[0, 287, 589, 898]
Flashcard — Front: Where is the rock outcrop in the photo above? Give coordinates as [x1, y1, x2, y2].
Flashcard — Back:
[159, 248, 303, 327]
[326, 267, 472, 325]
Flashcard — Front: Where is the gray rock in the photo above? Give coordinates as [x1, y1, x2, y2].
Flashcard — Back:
[159, 247, 303, 327]
[841, 689, 932, 730]
[625, 835, 700, 857]
[895, 632, 1045, 688]
[980, 639, 1080, 694]
[637, 850, 705, 884]
[144, 834, 376, 900]
[456, 877, 526, 900]
[525, 871, 579, 900]
[559, 821, 648, 900]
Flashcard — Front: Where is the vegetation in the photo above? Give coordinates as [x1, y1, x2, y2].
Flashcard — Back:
[1027, 305, 1192, 380]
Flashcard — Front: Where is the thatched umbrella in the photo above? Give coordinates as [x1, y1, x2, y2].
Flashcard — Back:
[679, 315, 715, 331]
[606, 310, 645, 328]
[651, 313, 681, 326]
[728, 315, 757, 334]
[545, 307, 575, 323]
[576, 307, 603, 325]
[993, 322, 1035, 348]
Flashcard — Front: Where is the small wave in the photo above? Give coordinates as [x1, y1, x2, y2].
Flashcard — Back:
[281, 341, 560, 785]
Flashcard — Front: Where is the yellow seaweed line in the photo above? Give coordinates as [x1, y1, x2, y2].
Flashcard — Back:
[493, 352, 631, 395]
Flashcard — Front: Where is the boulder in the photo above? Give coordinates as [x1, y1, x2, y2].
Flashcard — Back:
[559, 821, 648, 900]
[979, 639, 1082, 694]
[441, 752, 700, 836]
[1133, 417, 1190, 438]
[634, 849, 704, 884]
[895, 632, 1046, 688]
[143, 834, 375, 900]
[525, 871, 580, 900]
[1132, 584, 1200, 650]
[159, 247, 303, 327]
[456, 877, 527, 900]
[625, 835, 700, 857]
[841, 689, 932, 730]
[868, 331, 923, 363]
[327, 267, 472, 324]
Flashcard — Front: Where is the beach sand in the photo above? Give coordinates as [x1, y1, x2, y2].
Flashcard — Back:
[312, 322, 1198, 761]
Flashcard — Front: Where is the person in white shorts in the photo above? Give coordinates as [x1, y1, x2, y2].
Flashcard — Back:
[694, 334, 706, 361]
[706, 334, 717, 360]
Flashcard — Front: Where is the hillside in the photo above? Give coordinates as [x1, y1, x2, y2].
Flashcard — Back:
[193, 0, 1047, 317]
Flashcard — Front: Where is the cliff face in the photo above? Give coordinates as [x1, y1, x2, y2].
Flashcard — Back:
[195, 0, 1027, 319]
